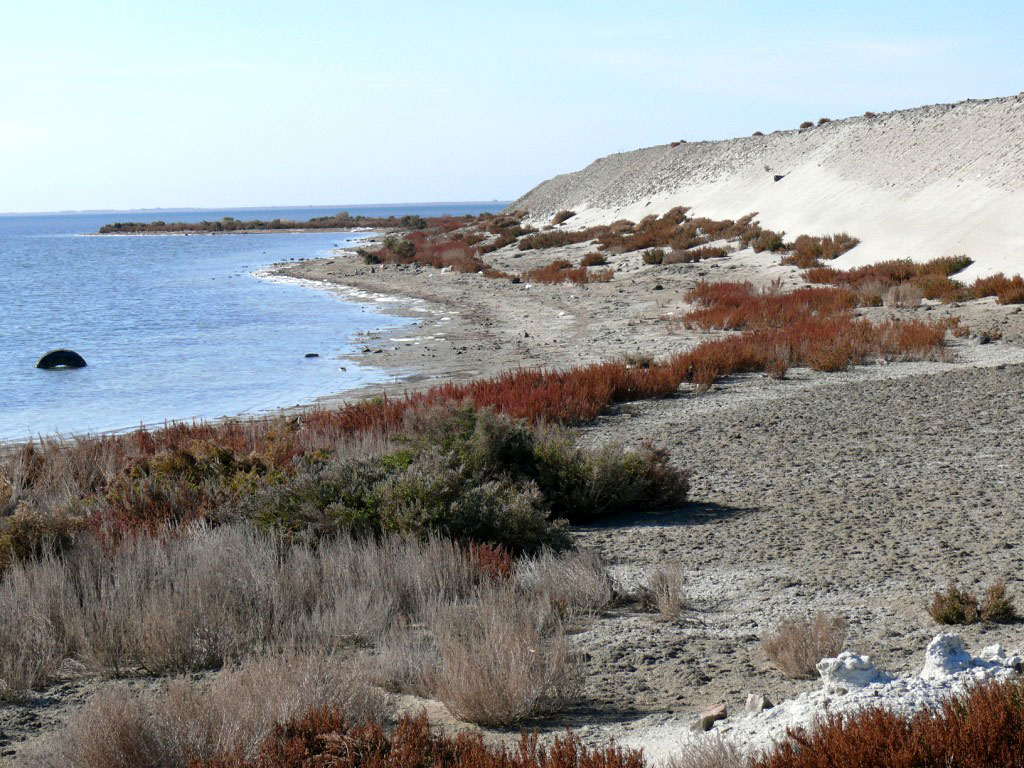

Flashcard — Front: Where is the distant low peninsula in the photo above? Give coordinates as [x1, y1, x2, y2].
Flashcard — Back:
[97, 211, 446, 234]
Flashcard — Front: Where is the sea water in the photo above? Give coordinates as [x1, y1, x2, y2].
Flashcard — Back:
[0, 203, 506, 441]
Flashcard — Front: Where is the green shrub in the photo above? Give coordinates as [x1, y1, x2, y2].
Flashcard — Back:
[980, 580, 1017, 622]
[533, 434, 689, 523]
[929, 583, 979, 624]
[0, 504, 83, 573]
[642, 248, 665, 265]
[242, 406, 687, 550]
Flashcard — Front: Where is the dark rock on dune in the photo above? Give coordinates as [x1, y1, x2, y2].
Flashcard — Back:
[36, 349, 87, 369]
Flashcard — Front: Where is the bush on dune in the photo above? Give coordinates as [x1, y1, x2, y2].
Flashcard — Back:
[798, 256, 1024, 306]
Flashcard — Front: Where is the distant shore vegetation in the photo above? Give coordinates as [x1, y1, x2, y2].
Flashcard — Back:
[97, 212, 444, 234]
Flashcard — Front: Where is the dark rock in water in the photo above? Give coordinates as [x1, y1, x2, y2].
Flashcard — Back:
[36, 349, 87, 369]
[304, 353, 320, 358]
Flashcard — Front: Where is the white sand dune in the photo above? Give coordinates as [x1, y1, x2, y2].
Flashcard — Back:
[511, 94, 1024, 280]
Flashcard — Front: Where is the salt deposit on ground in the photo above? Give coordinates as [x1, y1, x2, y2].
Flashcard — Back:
[605, 634, 1023, 765]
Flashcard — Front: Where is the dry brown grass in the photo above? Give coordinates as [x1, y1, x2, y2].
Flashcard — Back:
[0, 525, 606, 724]
[639, 563, 689, 621]
[762, 613, 847, 679]
[665, 737, 747, 768]
[20, 653, 387, 768]
[431, 588, 583, 726]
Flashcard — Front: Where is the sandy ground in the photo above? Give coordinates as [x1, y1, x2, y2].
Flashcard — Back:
[4, 235, 1024, 763]
[511, 93, 1024, 281]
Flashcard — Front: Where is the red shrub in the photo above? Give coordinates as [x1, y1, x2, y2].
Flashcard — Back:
[194, 710, 645, 768]
[467, 542, 515, 581]
[683, 282, 858, 330]
[804, 257, 974, 306]
[971, 273, 1024, 304]
[753, 679, 1024, 768]
[521, 261, 611, 285]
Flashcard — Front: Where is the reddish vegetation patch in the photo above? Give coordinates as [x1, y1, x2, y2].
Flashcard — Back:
[195, 711, 644, 768]
[780, 233, 860, 268]
[800, 256, 1023, 306]
[753, 679, 1024, 768]
[683, 282, 858, 330]
[669, 315, 946, 388]
[521, 260, 613, 285]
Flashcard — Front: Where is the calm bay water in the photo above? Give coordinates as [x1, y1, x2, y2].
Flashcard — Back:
[0, 203, 506, 441]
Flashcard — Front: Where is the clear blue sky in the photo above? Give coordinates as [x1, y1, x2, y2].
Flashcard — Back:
[2, 0, 1022, 212]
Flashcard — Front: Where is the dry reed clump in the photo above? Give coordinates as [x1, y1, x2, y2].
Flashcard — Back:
[192, 711, 646, 768]
[19, 652, 388, 768]
[882, 283, 924, 308]
[431, 588, 582, 726]
[762, 613, 848, 679]
[752, 678, 1024, 768]
[0, 525, 610, 722]
[664, 737, 747, 768]
[639, 563, 689, 620]
[928, 580, 1016, 624]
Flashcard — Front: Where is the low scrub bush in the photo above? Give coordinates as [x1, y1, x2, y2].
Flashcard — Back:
[928, 583, 979, 624]
[580, 252, 607, 267]
[804, 256, 981, 306]
[551, 210, 576, 225]
[752, 678, 1024, 768]
[192, 711, 646, 768]
[799, 121, 813, 129]
[21, 653, 388, 768]
[981, 579, 1017, 622]
[781, 233, 859, 268]
[929, 580, 1017, 624]
[522, 260, 612, 285]
[664, 246, 729, 264]
[642, 248, 666, 265]
[971, 272, 1024, 304]
[762, 613, 847, 679]
[683, 282, 857, 331]
[748, 229, 786, 253]
[244, 406, 688, 543]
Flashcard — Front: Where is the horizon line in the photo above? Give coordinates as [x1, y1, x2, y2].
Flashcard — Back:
[0, 200, 514, 217]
